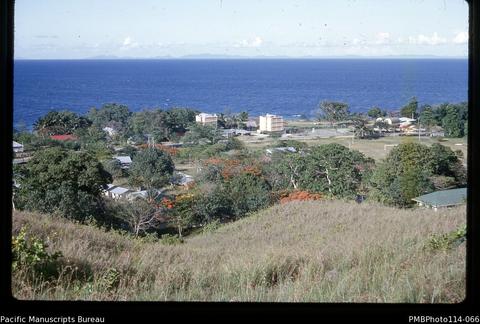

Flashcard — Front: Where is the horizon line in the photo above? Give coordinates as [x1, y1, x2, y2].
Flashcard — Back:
[14, 55, 468, 61]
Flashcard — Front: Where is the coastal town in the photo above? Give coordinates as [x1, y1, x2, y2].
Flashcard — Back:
[13, 99, 468, 216]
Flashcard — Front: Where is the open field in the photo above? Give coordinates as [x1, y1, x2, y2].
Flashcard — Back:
[12, 200, 465, 302]
[239, 133, 468, 162]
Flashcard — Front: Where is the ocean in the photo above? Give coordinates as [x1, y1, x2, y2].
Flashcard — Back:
[13, 59, 468, 128]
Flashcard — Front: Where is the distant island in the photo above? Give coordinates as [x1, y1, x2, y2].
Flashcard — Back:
[14, 54, 468, 60]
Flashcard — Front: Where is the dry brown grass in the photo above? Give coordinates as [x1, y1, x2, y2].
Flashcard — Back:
[12, 200, 465, 302]
[240, 135, 468, 162]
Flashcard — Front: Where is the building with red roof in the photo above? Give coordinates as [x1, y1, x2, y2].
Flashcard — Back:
[50, 134, 78, 141]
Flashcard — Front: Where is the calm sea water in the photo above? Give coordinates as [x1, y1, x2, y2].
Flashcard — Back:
[13, 59, 468, 128]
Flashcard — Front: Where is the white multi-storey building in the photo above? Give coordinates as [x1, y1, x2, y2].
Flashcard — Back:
[195, 113, 218, 126]
[259, 114, 284, 132]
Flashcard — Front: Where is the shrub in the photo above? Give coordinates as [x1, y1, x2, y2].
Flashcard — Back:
[226, 172, 272, 219]
[280, 190, 322, 204]
[160, 234, 184, 245]
[12, 227, 62, 279]
[202, 219, 222, 234]
[426, 224, 466, 251]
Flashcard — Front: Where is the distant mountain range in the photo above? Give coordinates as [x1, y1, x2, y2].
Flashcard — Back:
[15, 54, 468, 60]
[84, 54, 469, 60]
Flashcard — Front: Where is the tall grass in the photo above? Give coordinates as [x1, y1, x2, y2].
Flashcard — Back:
[12, 200, 465, 302]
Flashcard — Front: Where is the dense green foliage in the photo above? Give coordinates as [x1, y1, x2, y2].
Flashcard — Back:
[129, 148, 175, 189]
[300, 144, 374, 197]
[316, 101, 350, 128]
[400, 97, 418, 118]
[369, 142, 466, 207]
[225, 173, 272, 219]
[182, 124, 222, 146]
[103, 159, 124, 179]
[15, 148, 111, 220]
[266, 144, 373, 198]
[442, 104, 465, 138]
[418, 102, 467, 138]
[128, 108, 197, 141]
[87, 103, 131, 136]
[367, 107, 386, 119]
[34, 111, 91, 136]
[419, 105, 436, 131]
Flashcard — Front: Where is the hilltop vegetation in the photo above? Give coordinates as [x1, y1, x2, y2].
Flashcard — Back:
[13, 200, 465, 302]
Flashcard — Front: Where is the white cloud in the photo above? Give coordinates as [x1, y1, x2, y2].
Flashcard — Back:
[375, 32, 391, 44]
[452, 31, 468, 44]
[234, 36, 263, 48]
[121, 36, 139, 49]
[123, 36, 132, 46]
[408, 32, 447, 45]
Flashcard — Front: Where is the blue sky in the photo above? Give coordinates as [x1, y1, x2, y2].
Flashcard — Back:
[15, 0, 469, 59]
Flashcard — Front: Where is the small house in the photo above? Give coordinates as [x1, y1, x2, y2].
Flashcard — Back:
[266, 147, 297, 155]
[113, 156, 132, 169]
[103, 126, 118, 137]
[412, 188, 467, 211]
[128, 188, 164, 201]
[103, 184, 132, 200]
[12, 141, 24, 153]
[172, 172, 195, 187]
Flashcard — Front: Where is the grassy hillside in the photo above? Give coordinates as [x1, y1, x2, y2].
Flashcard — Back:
[12, 200, 465, 302]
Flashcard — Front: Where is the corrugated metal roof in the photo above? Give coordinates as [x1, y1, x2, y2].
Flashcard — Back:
[412, 188, 467, 207]
[114, 156, 132, 164]
[110, 187, 131, 195]
[13, 141, 23, 148]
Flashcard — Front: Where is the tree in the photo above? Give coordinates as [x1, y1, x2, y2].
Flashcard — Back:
[429, 143, 466, 185]
[166, 193, 197, 237]
[129, 148, 175, 189]
[351, 116, 375, 140]
[103, 159, 123, 179]
[129, 108, 199, 141]
[182, 124, 222, 146]
[400, 97, 418, 118]
[265, 152, 306, 191]
[87, 103, 131, 129]
[368, 142, 465, 207]
[34, 111, 91, 136]
[419, 105, 436, 133]
[192, 185, 231, 223]
[225, 173, 272, 219]
[15, 148, 111, 220]
[163, 108, 198, 135]
[442, 105, 465, 138]
[116, 199, 159, 236]
[367, 107, 386, 119]
[237, 111, 249, 129]
[316, 101, 350, 130]
[265, 144, 374, 198]
[300, 144, 374, 198]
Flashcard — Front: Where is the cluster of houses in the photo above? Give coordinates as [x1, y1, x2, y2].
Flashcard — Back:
[103, 171, 194, 201]
[374, 117, 429, 135]
[13, 111, 465, 212]
[12, 141, 32, 164]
